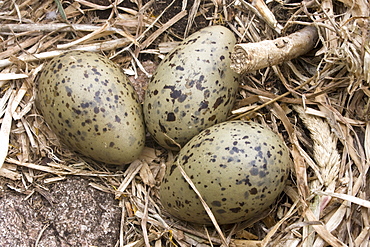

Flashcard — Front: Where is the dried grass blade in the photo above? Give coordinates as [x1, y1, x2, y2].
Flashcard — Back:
[312, 206, 348, 247]
[6, 158, 103, 176]
[115, 160, 143, 198]
[252, 0, 282, 33]
[34, 223, 50, 247]
[0, 23, 126, 33]
[140, 10, 187, 49]
[0, 35, 41, 60]
[11, 0, 22, 22]
[54, 0, 67, 21]
[354, 226, 370, 247]
[0, 38, 130, 69]
[184, 0, 200, 37]
[336, 0, 369, 17]
[12, 81, 28, 112]
[0, 73, 28, 81]
[0, 88, 12, 116]
[261, 199, 299, 246]
[231, 77, 313, 120]
[365, 122, 370, 162]
[315, 191, 370, 208]
[0, 92, 15, 169]
[312, 204, 348, 247]
[339, 124, 364, 177]
[119, 199, 127, 246]
[14, 85, 34, 119]
[0, 50, 63, 68]
[43, 176, 66, 184]
[5, 159, 62, 174]
[291, 135, 311, 199]
[163, 220, 222, 245]
[75, 0, 113, 10]
[139, 162, 156, 187]
[364, 48, 370, 84]
[304, 107, 365, 126]
[270, 102, 294, 138]
[136, 0, 177, 44]
[176, 163, 228, 246]
[57, 22, 113, 49]
[140, 188, 150, 247]
[239, 84, 313, 105]
[304, 208, 347, 247]
[0, 167, 21, 180]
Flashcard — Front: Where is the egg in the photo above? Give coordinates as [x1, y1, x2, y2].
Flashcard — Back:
[143, 25, 239, 150]
[160, 121, 291, 225]
[36, 51, 145, 165]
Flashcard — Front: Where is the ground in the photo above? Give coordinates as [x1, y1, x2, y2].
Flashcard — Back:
[0, 177, 121, 246]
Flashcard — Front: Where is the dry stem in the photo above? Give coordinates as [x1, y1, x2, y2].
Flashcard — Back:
[230, 26, 319, 73]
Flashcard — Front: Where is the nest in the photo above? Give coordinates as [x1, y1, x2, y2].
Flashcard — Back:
[0, 0, 369, 246]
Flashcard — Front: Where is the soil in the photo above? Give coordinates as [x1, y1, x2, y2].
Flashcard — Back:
[0, 177, 121, 247]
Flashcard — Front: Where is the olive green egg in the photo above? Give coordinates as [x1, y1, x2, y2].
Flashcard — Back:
[143, 25, 239, 150]
[36, 51, 145, 165]
[160, 121, 291, 225]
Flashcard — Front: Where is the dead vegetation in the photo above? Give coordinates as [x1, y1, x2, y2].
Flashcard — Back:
[0, 0, 369, 246]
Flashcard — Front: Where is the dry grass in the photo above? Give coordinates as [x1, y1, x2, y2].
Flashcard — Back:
[0, 0, 369, 246]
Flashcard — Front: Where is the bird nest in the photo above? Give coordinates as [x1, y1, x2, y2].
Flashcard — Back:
[0, 0, 369, 246]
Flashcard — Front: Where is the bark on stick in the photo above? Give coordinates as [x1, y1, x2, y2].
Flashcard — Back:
[230, 26, 319, 74]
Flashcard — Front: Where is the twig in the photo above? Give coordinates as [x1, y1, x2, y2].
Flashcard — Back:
[230, 26, 319, 73]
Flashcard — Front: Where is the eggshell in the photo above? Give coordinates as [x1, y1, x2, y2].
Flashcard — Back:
[143, 25, 239, 150]
[160, 121, 291, 225]
[36, 51, 145, 164]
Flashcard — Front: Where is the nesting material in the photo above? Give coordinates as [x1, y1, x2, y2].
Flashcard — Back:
[230, 26, 319, 73]
[0, 0, 369, 246]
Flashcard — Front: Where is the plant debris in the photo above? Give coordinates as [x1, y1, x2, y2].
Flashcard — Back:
[0, 0, 369, 246]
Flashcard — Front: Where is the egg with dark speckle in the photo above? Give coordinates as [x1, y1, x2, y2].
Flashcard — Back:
[143, 25, 239, 150]
[160, 121, 290, 225]
[36, 51, 145, 164]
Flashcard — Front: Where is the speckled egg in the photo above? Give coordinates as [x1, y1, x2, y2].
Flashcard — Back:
[160, 121, 290, 225]
[36, 51, 145, 164]
[143, 25, 239, 150]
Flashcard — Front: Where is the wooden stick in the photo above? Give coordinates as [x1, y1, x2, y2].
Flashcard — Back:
[230, 26, 319, 74]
